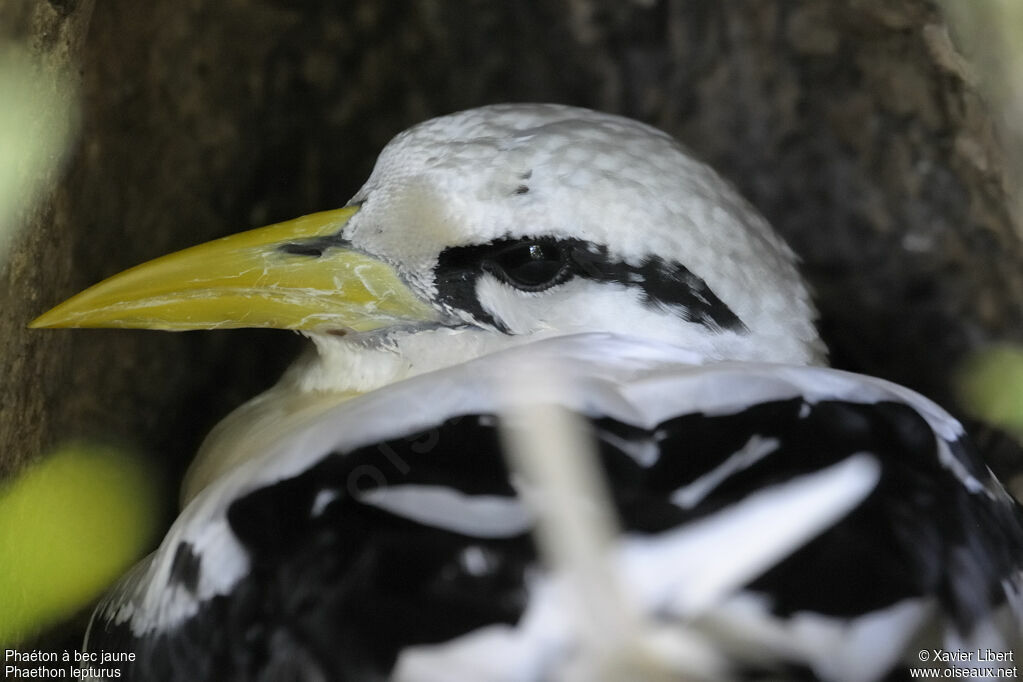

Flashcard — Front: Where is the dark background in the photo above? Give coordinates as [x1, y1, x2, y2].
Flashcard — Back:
[3, 0, 1023, 648]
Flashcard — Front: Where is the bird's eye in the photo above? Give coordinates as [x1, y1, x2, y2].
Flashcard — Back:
[484, 240, 569, 291]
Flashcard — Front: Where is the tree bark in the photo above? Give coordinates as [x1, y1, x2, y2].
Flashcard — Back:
[3, 0, 1022, 639]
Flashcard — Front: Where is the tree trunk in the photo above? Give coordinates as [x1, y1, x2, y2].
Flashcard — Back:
[3, 0, 1022, 643]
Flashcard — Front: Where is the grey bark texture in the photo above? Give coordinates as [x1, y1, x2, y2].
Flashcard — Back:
[2, 0, 1023, 639]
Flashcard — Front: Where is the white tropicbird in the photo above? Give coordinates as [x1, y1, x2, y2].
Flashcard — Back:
[33, 104, 1023, 681]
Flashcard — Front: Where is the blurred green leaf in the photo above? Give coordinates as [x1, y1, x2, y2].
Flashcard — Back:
[0, 443, 159, 646]
[0, 45, 79, 262]
[957, 346, 1023, 443]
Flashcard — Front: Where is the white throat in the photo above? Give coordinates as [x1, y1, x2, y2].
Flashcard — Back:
[297, 327, 538, 393]
[180, 327, 539, 505]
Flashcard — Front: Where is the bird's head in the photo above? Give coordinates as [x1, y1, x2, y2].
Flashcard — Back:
[32, 104, 825, 392]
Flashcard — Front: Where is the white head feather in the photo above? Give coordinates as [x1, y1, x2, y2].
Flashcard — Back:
[338, 104, 823, 374]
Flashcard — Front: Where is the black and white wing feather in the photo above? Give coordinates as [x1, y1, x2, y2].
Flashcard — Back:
[85, 334, 1023, 681]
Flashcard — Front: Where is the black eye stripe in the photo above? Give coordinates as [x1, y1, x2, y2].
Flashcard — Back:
[434, 237, 747, 333]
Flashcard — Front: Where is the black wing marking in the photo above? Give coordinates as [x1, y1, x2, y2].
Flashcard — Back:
[88, 399, 1023, 680]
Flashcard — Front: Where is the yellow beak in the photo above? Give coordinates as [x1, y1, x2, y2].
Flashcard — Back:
[29, 207, 438, 332]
